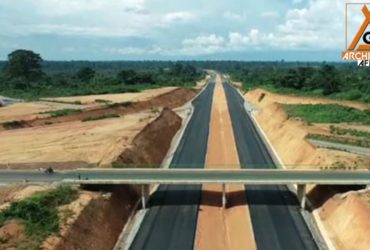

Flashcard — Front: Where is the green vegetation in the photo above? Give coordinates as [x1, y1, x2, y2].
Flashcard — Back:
[258, 93, 266, 102]
[228, 62, 370, 103]
[329, 125, 370, 139]
[94, 99, 112, 104]
[0, 50, 204, 100]
[40, 99, 83, 105]
[283, 104, 370, 125]
[2, 120, 26, 129]
[0, 186, 77, 250]
[81, 113, 120, 122]
[39, 108, 82, 117]
[307, 133, 370, 148]
[320, 162, 359, 171]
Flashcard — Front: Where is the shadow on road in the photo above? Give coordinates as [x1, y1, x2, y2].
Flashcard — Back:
[146, 187, 301, 208]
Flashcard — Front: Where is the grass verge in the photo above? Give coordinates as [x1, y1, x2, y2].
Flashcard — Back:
[283, 104, 370, 125]
[307, 133, 370, 148]
[329, 125, 370, 139]
[39, 109, 82, 118]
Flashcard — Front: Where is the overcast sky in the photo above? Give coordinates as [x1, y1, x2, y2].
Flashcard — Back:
[0, 0, 366, 61]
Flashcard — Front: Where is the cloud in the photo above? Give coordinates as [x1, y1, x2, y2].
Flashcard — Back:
[261, 11, 279, 19]
[0, 0, 361, 59]
[181, 34, 225, 54]
[0, 0, 153, 37]
[223, 11, 246, 21]
[162, 11, 196, 24]
[103, 45, 162, 55]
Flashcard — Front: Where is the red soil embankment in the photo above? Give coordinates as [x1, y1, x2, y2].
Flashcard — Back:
[46, 186, 139, 250]
[115, 107, 182, 166]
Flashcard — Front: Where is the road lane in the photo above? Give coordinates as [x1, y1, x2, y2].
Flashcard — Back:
[223, 81, 319, 250]
[128, 82, 215, 250]
[195, 75, 255, 250]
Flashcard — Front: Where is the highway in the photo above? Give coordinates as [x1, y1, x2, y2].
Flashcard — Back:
[128, 82, 215, 250]
[223, 81, 319, 250]
[2, 81, 366, 249]
[1, 169, 369, 185]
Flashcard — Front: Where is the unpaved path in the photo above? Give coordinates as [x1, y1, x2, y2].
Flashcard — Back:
[195, 75, 256, 250]
[42, 87, 177, 105]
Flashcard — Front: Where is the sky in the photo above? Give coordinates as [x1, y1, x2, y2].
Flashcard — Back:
[0, 0, 367, 61]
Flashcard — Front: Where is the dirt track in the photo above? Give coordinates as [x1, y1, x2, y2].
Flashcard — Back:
[195, 75, 256, 250]
[42, 87, 178, 105]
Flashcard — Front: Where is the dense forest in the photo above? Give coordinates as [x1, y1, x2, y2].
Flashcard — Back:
[0, 50, 369, 103]
[0, 50, 204, 100]
[224, 62, 370, 103]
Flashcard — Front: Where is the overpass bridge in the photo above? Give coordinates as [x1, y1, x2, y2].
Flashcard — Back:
[1, 168, 369, 208]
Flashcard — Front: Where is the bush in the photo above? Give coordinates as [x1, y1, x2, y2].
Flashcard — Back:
[107, 101, 133, 108]
[2, 120, 27, 129]
[0, 186, 77, 249]
[81, 113, 120, 122]
[40, 109, 82, 117]
[258, 93, 266, 102]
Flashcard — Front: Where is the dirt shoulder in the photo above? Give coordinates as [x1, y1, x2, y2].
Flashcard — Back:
[195, 75, 256, 250]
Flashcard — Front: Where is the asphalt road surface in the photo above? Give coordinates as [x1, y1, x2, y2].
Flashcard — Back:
[128, 82, 215, 250]
[223, 81, 319, 250]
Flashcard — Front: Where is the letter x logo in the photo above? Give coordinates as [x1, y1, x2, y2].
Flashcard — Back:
[348, 5, 370, 50]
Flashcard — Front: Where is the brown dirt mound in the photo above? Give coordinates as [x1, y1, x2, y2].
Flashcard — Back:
[319, 193, 370, 250]
[0, 220, 26, 249]
[47, 186, 138, 250]
[0, 88, 197, 131]
[115, 107, 182, 166]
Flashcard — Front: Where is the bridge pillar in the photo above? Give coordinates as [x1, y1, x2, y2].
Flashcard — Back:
[297, 184, 306, 209]
[141, 184, 150, 209]
[222, 183, 227, 208]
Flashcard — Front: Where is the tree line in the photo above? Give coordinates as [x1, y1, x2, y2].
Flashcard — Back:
[0, 50, 203, 99]
[227, 62, 370, 103]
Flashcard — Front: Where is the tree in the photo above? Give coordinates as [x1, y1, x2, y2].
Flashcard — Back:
[320, 65, 341, 95]
[117, 69, 137, 84]
[4, 49, 43, 85]
[76, 67, 95, 82]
